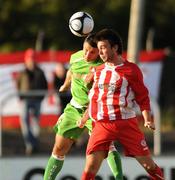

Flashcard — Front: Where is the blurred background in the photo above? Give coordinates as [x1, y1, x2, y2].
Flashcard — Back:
[0, 0, 175, 52]
[0, 0, 175, 179]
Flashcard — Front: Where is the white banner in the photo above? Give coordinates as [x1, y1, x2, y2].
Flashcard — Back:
[0, 61, 163, 116]
[139, 61, 163, 101]
[0, 156, 174, 180]
[0, 62, 61, 116]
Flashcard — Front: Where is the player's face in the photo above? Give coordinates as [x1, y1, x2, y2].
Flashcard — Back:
[83, 42, 99, 62]
[97, 40, 116, 63]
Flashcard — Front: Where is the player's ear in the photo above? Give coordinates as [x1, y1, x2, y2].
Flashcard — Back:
[113, 45, 118, 52]
[115, 45, 118, 51]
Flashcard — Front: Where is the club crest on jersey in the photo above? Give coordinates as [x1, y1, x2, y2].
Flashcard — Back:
[140, 139, 147, 147]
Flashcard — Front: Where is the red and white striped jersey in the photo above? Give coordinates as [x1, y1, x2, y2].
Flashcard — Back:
[88, 60, 150, 122]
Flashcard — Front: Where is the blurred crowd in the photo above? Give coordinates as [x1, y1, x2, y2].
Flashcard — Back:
[15, 48, 71, 155]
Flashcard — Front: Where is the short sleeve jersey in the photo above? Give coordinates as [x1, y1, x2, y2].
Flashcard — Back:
[70, 50, 102, 107]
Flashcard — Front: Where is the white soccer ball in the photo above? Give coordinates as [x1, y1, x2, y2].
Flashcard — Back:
[69, 11, 94, 37]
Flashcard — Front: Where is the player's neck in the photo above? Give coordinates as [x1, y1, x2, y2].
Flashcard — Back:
[107, 55, 124, 66]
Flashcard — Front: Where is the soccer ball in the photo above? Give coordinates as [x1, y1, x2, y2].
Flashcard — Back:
[69, 11, 94, 37]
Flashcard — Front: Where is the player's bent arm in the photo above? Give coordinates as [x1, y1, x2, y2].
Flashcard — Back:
[142, 110, 155, 130]
[59, 70, 72, 92]
[77, 108, 89, 128]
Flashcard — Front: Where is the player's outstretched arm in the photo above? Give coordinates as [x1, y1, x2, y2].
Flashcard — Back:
[59, 70, 72, 92]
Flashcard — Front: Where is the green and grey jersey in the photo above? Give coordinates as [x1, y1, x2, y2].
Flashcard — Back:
[70, 50, 102, 107]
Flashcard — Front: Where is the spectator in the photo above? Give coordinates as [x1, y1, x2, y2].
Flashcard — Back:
[53, 63, 71, 114]
[17, 48, 48, 155]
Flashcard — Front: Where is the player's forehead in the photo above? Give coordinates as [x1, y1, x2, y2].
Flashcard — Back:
[97, 40, 111, 49]
[83, 41, 97, 52]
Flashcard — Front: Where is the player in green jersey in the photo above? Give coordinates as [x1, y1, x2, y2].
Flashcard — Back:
[44, 33, 123, 180]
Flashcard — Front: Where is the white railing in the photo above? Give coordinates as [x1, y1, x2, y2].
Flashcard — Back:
[0, 90, 50, 157]
[0, 92, 18, 156]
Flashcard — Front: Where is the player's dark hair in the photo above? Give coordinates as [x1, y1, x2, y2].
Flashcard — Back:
[84, 33, 97, 48]
[95, 28, 123, 55]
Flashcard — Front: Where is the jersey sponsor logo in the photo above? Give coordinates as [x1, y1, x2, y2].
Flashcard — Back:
[98, 83, 116, 92]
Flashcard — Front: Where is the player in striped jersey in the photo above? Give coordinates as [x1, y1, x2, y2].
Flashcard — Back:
[44, 33, 123, 180]
[79, 29, 164, 180]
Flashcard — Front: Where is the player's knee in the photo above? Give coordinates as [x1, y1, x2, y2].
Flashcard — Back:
[53, 143, 67, 156]
[109, 142, 117, 152]
[52, 153, 65, 160]
[109, 146, 117, 153]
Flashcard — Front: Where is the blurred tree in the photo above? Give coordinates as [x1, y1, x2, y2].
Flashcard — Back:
[0, 0, 174, 52]
[144, 0, 175, 50]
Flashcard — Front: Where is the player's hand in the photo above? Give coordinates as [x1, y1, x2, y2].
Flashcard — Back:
[144, 120, 155, 130]
[142, 110, 155, 130]
[59, 85, 68, 92]
[77, 119, 85, 128]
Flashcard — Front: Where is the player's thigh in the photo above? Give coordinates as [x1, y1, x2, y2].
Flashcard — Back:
[53, 134, 74, 155]
[86, 122, 112, 155]
[85, 151, 107, 174]
[54, 103, 85, 139]
[118, 119, 150, 156]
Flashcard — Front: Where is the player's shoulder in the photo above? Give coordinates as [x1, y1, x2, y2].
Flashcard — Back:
[122, 59, 142, 79]
[71, 50, 83, 57]
[70, 50, 84, 64]
[124, 59, 140, 71]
